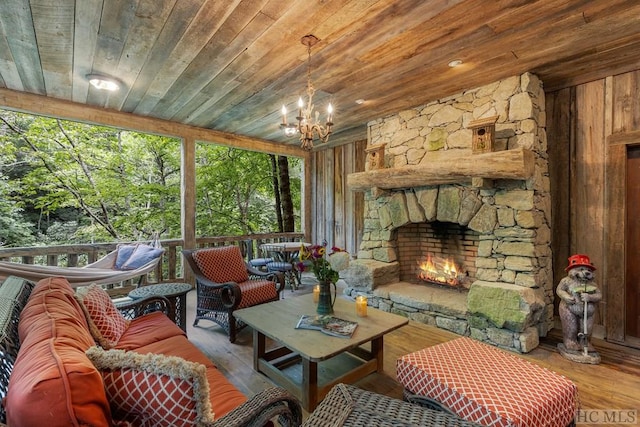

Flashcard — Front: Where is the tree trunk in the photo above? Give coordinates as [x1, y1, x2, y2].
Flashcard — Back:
[277, 156, 295, 232]
[270, 154, 283, 232]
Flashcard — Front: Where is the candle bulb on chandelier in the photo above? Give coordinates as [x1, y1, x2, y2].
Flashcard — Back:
[297, 97, 304, 118]
[327, 103, 333, 124]
[281, 105, 287, 125]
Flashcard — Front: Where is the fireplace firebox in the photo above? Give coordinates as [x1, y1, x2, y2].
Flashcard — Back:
[396, 221, 478, 289]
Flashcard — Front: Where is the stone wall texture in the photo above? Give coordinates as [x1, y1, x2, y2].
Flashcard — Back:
[343, 72, 552, 353]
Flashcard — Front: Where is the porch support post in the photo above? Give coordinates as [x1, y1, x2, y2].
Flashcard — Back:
[303, 152, 313, 242]
[182, 137, 196, 284]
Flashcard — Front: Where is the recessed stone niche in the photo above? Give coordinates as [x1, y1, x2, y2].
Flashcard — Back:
[343, 72, 552, 353]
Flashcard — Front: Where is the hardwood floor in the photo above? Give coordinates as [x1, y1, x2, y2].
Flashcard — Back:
[184, 280, 640, 426]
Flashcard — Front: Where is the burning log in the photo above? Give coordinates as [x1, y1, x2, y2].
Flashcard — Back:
[417, 255, 464, 288]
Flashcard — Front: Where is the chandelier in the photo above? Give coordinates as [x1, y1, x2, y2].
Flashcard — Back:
[280, 35, 334, 150]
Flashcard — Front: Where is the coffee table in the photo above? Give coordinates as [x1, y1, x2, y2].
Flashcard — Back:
[234, 294, 408, 411]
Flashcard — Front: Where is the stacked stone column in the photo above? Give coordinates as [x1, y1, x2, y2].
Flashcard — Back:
[343, 73, 552, 353]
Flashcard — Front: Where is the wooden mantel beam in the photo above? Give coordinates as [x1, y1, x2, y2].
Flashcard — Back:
[347, 147, 535, 191]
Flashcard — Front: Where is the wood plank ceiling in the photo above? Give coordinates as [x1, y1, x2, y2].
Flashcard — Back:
[1, 0, 639, 150]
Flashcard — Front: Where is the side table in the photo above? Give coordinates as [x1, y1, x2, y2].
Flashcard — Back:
[128, 283, 192, 332]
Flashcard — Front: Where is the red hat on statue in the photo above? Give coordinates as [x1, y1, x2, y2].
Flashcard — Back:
[565, 254, 596, 271]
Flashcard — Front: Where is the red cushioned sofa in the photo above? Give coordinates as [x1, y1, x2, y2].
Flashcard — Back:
[0, 275, 301, 427]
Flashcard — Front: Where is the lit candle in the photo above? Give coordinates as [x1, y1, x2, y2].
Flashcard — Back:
[281, 105, 287, 125]
[313, 285, 320, 303]
[297, 97, 304, 118]
[356, 295, 367, 317]
[327, 103, 333, 123]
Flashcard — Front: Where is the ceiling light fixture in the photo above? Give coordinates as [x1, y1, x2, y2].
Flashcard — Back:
[280, 35, 333, 150]
[86, 74, 120, 91]
[448, 59, 463, 68]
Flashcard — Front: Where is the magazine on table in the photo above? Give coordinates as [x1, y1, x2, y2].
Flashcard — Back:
[295, 314, 358, 338]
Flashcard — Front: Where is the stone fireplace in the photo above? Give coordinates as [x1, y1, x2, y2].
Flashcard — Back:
[343, 73, 552, 353]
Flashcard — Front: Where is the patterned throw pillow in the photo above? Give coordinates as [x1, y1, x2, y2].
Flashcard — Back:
[76, 284, 130, 349]
[86, 346, 215, 426]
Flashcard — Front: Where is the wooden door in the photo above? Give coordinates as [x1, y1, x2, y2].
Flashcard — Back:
[625, 146, 640, 341]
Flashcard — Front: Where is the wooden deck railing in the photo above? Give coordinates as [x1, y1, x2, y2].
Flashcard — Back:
[0, 232, 305, 294]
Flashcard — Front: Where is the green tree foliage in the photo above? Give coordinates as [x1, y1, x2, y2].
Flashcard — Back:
[0, 154, 35, 246]
[0, 110, 181, 243]
[0, 109, 301, 246]
[194, 144, 301, 236]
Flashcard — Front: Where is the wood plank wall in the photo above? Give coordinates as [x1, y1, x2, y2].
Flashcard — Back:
[311, 140, 367, 255]
[546, 68, 640, 346]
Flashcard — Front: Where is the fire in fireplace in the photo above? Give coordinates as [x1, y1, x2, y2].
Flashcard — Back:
[417, 254, 468, 289]
[396, 221, 478, 289]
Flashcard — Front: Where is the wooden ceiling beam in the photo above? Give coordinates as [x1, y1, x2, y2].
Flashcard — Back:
[0, 88, 306, 157]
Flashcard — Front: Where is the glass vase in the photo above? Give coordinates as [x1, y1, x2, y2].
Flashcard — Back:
[316, 280, 336, 315]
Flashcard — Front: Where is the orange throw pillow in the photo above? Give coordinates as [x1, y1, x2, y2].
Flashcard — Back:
[76, 284, 130, 349]
[86, 346, 215, 426]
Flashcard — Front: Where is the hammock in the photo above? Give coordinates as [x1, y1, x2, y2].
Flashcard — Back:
[0, 244, 164, 288]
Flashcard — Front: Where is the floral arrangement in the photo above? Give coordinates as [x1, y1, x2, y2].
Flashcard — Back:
[296, 240, 350, 284]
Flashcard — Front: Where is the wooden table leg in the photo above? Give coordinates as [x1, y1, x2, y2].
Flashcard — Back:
[302, 357, 319, 411]
[253, 329, 266, 371]
[372, 336, 384, 372]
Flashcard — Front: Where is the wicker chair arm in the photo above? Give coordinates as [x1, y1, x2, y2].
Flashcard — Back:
[246, 263, 267, 277]
[402, 389, 460, 417]
[116, 295, 172, 320]
[196, 277, 243, 309]
[210, 387, 302, 427]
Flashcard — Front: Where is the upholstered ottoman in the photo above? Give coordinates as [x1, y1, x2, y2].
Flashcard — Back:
[396, 337, 578, 427]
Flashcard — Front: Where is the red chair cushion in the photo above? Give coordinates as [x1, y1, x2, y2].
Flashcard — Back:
[192, 246, 249, 284]
[237, 280, 278, 308]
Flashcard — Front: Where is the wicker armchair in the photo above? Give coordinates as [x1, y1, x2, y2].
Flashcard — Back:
[182, 246, 285, 343]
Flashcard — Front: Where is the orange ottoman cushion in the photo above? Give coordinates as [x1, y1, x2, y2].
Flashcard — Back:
[396, 337, 578, 427]
[5, 277, 111, 427]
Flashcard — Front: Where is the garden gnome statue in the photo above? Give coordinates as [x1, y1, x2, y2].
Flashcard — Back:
[556, 254, 602, 364]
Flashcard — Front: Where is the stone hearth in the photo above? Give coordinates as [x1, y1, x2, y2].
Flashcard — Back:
[343, 73, 552, 353]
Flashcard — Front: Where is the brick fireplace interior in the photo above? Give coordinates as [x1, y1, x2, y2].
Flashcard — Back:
[396, 221, 479, 288]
